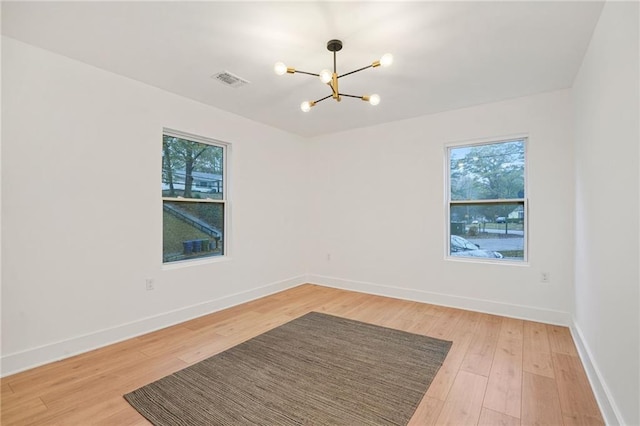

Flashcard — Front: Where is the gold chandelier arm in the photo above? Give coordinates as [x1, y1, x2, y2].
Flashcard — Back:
[340, 93, 365, 99]
[338, 64, 374, 79]
[293, 69, 320, 77]
[313, 94, 333, 104]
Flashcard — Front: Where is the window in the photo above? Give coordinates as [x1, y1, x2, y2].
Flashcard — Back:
[447, 138, 527, 261]
[162, 130, 227, 264]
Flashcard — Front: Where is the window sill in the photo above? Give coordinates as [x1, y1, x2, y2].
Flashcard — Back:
[162, 255, 232, 270]
[445, 256, 529, 267]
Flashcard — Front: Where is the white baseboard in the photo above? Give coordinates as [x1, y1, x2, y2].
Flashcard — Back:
[1, 275, 306, 377]
[307, 274, 572, 325]
[570, 322, 624, 426]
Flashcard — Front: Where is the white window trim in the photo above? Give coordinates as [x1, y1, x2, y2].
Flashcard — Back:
[444, 134, 529, 264]
[162, 128, 231, 266]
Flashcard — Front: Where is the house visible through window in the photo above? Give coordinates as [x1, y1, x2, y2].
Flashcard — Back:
[447, 138, 527, 261]
[162, 130, 227, 263]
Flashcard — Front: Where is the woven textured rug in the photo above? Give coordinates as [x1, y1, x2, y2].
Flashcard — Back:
[124, 312, 452, 426]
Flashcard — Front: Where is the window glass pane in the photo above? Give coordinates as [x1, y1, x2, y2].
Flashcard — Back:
[163, 201, 224, 263]
[162, 136, 224, 200]
[450, 202, 524, 260]
[450, 140, 525, 201]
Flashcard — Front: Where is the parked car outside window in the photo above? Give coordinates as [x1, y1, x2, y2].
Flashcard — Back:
[450, 235, 503, 258]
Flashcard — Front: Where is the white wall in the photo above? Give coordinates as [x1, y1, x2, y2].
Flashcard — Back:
[1, 37, 310, 375]
[306, 90, 575, 324]
[572, 2, 639, 425]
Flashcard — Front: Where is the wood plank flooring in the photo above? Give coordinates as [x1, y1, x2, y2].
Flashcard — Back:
[0, 284, 604, 425]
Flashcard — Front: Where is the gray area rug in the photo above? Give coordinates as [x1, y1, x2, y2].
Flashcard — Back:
[124, 312, 452, 425]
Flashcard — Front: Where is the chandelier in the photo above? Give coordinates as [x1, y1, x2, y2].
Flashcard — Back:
[274, 39, 393, 112]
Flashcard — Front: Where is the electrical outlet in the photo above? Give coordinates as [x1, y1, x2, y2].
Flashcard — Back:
[540, 272, 550, 283]
[327, 253, 331, 261]
[145, 278, 155, 291]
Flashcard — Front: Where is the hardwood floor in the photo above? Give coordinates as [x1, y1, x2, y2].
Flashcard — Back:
[1, 284, 604, 425]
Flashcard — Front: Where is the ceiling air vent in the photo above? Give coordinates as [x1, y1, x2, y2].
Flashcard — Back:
[211, 71, 250, 88]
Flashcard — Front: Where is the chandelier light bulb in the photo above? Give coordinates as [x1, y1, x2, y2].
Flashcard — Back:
[319, 69, 332, 84]
[368, 94, 381, 106]
[380, 53, 393, 67]
[300, 101, 312, 112]
[274, 62, 288, 76]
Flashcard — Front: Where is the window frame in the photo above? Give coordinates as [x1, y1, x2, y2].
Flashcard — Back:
[162, 128, 230, 266]
[445, 135, 529, 264]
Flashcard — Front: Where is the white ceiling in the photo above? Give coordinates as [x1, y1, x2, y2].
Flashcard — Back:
[2, 1, 604, 137]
